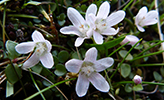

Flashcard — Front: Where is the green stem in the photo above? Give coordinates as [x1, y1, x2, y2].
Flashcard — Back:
[108, 41, 130, 57]
[114, 81, 164, 86]
[136, 40, 164, 57]
[29, 71, 46, 100]
[122, 0, 134, 11]
[134, 63, 164, 67]
[52, 44, 70, 51]
[131, 50, 164, 61]
[104, 70, 113, 91]
[24, 78, 76, 100]
[2, 2, 6, 46]
[110, 39, 142, 79]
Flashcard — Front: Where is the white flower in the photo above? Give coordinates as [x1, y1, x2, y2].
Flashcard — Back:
[133, 75, 142, 84]
[135, 6, 158, 32]
[15, 30, 54, 69]
[65, 47, 114, 97]
[120, 35, 139, 46]
[60, 7, 92, 47]
[86, 1, 125, 44]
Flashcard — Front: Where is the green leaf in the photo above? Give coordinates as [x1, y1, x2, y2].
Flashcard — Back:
[85, 36, 125, 50]
[8, 14, 38, 19]
[31, 64, 43, 74]
[71, 52, 79, 59]
[50, 3, 56, 13]
[5, 40, 21, 59]
[57, 13, 66, 21]
[160, 67, 164, 77]
[54, 64, 67, 76]
[119, 50, 133, 60]
[125, 84, 132, 93]
[153, 71, 162, 81]
[6, 81, 14, 97]
[132, 84, 143, 91]
[58, 20, 65, 26]
[5, 64, 22, 84]
[58, 50, 69, 63]
[120, 63, 131, 78]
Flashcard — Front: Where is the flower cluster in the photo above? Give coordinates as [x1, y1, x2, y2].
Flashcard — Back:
[14, 1, 159, 98]
[60, 1, 125, 47]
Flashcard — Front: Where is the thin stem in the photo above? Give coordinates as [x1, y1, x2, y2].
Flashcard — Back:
[24, 78, 76, 100]
[52, 44, 70, 51]
[108, 41, 130, 57]
[76, 47, 81, 60]
[2, 2, 6, 46]
[110, 39, 142, 79]
[23, 69, 68, 100]
[29, 71, 46, 100]
[104, 70, 113, 91]
[134, 63, 164, 67]
[122, 0, 134, 11]
[136, 40, 164, 57]
[131, 50, 164, 61]
[155, 0, 164, 62]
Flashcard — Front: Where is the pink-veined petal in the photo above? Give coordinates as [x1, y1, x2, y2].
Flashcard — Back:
[65, 59, 83, 73]
[140, 11, 158, 26]
[75, 37, 85, 47]
[86, 4, 97, 22]
[87, 13, 96, 29]
[32, 30, 45, 42]
[106, 10, 125, 27]
[101, 27, 119, 36]
[15, 42, 35, 54]
[93, 31, 103, 44]
[44, 40, 52, 52]
[135, 6, 148, 25]
[136, 25, 145, 32]
[76, 72, 90, 97]
[23, 52, 40, 68]
[120, 35, 140, 46]
[88, 72, 110, 92]
[95, 57, 114, 72]
[60, 26, 81, 36]
[40, 52, 54, 69]
[84, 47, 97, 62]
[97, 1, 110, 19]
[67, 7, 85, 28]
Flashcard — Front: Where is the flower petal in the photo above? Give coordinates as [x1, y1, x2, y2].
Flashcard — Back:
[95, 57, 114, 72]
[97, 1, 110, 19]
[76, 72, 90, 97]
[120, 35, 140, 46]
[32, 30, 45, 42]
[67, 7, 85, 28]
[40, 52, 54, 68]
[15, 42, 35, 54]
[44, 40, 52, 52]
[86, 4, 97, 22]
[140, 11, 158, 26]
[136, 25, 145, 32]
[88, 72, 110, 92]
[75, 37, 85, 47]
[84, 47, 97, 62]
[106, 10, 125, 26]
[23, 52, 40, 68]
[93, 31, 103, 44]
[101, 27, 119, 36]
[135, 6, 148, 25]
[60, 26, 81, 36]
[65, 59, 83, 73]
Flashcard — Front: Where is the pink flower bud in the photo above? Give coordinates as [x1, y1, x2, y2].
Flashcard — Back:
[133, 75, 142, 84]
[120, 35, 139, 46]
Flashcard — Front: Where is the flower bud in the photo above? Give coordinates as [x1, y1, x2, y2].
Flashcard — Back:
[133, 75, 142, 84]
[120, 35, 139, 46]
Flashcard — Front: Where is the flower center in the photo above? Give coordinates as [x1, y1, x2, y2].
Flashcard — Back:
[95, 19, 107, 32]
[78, 24, 89, 37]
[35, 42, 48, 57]
[80, 61, 95, 77]
[138, 16, 145, 26]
